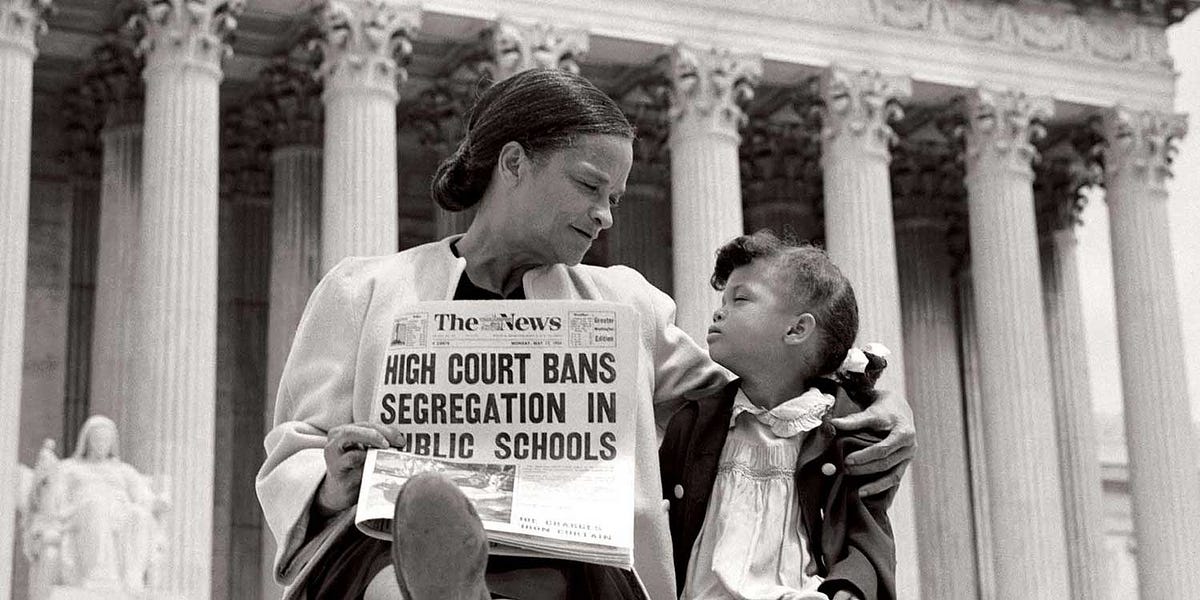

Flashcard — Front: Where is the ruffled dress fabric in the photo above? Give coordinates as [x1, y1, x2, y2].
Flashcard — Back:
[680, 388, 835, 600]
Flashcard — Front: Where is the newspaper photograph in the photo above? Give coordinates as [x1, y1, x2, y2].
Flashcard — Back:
[355, 300, 639, 569]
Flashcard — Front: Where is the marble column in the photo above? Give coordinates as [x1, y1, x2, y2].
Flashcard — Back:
[954, 263, 997, 600]
[892, 142, 978, 600]
[60, 83, 103, 453]
[609, 85, 672, 284]
[1036, 148, 1106, 600]
[128, 1, 241, 596]
[92, 119, 142, 432]
[818, 66, 920, 598]
[961, 87, 1070, 597]
[253, 52, 324, 597]
[665, 43, 760, 342]
[256, 52, 324, 450]
[0, 1, 52, 596]
[316, 0, 418, 272]
[1101, 107, 1200, 596]
[606, 169, 672, 291]
[89, 37, 144, 433]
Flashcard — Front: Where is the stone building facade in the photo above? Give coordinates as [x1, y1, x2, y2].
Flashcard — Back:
[2, 0, 1198, 599]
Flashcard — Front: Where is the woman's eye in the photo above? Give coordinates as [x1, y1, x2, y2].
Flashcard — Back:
[609, 196, 621, 208]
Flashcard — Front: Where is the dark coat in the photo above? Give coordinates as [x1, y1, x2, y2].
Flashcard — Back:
[659, 379, 896, 600]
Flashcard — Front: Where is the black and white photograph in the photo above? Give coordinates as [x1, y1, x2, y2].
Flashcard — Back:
[2, 1, 1199, 599]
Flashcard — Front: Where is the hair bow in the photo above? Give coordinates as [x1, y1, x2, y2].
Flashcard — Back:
[838, 343, 891, 374]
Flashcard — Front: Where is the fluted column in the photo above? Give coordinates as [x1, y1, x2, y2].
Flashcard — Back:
[1036, 148, 1106, 600]
[0, 1, 51, 595]
[316, 0, 418, 271]
[891, 141, 977, 600]
[127, 1, 242, 596]
[606, 172, 672, 289]
[609, 85, 672, 285]
[954, 262, 997, 600]
[1101, 107, 1200, 596]
[59, 83, 103, 453]
[253, 52, 324, 597]
[817, 65, 920, 598]
[665, 43, 760, 342]
[93, 120, 142, 431]
[961, 87, 1069, 597]
[256, 52, 324, 450]
[89, 36, 145, 433]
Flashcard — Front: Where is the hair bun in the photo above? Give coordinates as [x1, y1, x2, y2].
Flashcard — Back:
[430, 150, 482, 212]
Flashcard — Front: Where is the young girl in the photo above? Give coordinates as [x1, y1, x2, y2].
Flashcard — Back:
[660, 231, 896, 600]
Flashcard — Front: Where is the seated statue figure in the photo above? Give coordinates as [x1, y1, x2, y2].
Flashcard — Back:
[24, 415, 166, 595]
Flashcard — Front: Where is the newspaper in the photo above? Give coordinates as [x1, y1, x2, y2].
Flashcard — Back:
[355, 300, 639, 569]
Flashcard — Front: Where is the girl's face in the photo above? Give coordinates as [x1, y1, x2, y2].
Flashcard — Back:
[497, 134, 632, 267]
[707, 258, 811, 375]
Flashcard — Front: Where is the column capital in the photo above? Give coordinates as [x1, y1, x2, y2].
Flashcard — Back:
[481, 18, 588, 82]
[1035, 133, 1101, 235]
[0, 0, 53, 57]
[666, 43, 761, 140]
[403, 79, 470, 153]
[220, 106, 271, 201]
[616, 70, 673, 177]
[314, 0, 419, 102]
[83, 33, 144, 128]
[61, 82, 103, 181]
[740, 108, 822, 203]
[255, 47, 323, 149]
[820, 65, 911, 158]
[963, 87, 1053, 177]
[128, 0, 242, 79]
[891, 138, 964, 234]
[1101, 106, 1187, 193]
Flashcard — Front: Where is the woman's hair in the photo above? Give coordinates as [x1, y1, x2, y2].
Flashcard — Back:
[430, 68, 635, 211]
[710, 230, 861, 381]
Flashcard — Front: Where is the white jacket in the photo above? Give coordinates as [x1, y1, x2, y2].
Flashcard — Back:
[256, 236, 729, 600]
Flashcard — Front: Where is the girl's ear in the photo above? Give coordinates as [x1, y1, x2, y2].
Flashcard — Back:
[496, 141, 527, 185]
[784, 313, 816, 345]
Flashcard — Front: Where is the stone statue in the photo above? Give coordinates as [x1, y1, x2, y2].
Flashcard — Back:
[19, 416, 168, 598]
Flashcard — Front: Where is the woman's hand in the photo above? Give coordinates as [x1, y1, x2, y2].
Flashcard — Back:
[828, 388, 916, 496]
[314, 423, 393, 516]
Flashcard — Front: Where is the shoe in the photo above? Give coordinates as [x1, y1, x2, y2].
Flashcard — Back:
[391, 472, 491, 600]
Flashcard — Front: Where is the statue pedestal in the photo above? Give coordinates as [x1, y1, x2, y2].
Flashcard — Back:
[49, 586, 178, 600]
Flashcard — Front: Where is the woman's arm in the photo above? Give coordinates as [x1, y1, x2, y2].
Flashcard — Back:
[828, 390, 916, 496]
[255, 257, 374, 583]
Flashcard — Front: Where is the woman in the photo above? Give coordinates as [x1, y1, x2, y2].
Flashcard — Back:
[256, 68, 915, 600]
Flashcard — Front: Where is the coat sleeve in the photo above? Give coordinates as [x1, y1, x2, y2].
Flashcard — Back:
[611, 266, 729, 429]
[255, 257, 372, 584]
[817, 434, 898, 600]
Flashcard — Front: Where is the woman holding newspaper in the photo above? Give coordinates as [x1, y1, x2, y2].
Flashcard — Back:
[257, 68, 916, 600]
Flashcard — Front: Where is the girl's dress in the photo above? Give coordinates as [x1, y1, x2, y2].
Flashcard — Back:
[681, 387, 835, 600]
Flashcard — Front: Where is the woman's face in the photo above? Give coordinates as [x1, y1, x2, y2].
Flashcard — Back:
[500, 134, 633, 266]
